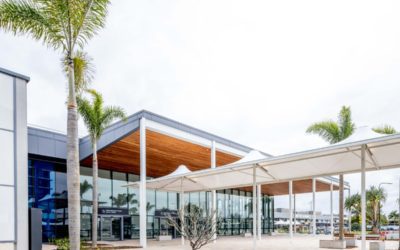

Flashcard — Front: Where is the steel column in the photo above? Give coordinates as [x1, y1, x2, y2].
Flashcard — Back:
[361, 145, 366, 250]
[289, 180, 293, 238]
[257, 184, 262, 240]
[253, 167, 257, 250]
[139, 117, 147, 248]
[312, 178, 316, 236]
[211, 140, 217, 242]
[330, 181, 334, 238]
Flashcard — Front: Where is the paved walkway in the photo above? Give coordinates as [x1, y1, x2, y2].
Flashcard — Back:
[43, 235, 399, 250]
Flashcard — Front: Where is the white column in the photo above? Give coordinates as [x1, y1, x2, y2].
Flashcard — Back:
[330, 181, 334, 238]
[348, 188, 351, 232]
[289, 181, 293, 238]
[312, 178, 316, 236]
[139, 117, 147, 248]
[180, 185, 185, 246]
[253, 167, 257, 250]
[211, 140, 217, 242]
[361, 145, 366, 250]
[257, 184, 262, 240]
[294, 193, 296, 234]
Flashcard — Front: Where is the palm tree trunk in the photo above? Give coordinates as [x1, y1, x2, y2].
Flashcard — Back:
[92, 141, 99, 247]
[339, 174, 344, 240]
[66, 57, 81, 250]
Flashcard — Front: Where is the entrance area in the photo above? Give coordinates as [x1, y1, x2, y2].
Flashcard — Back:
[100, 216, 123, 241]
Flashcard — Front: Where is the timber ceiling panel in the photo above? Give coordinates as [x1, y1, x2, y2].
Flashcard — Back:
[81, 129, 241, 178]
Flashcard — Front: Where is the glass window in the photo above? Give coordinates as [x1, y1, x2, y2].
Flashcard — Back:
[0, 130, 14, 186]
[98, 169, 111, 207]
[168, 192, 177, 210]
[199, 192, 207, 214]
[112, 172, 128, 208]
[156, 191, 168, 210]
[0, 74, 14, 130]
[189, 192, 199, 207]
[128, 174, 139, 215]
[0, 186, 15, 241]
[146, 190, 155, 215]
[80, 167, 93, 213]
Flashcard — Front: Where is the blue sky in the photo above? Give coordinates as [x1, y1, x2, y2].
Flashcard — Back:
[1, 0, 400, 215]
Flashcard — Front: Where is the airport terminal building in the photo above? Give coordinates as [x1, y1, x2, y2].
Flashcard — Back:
[28, 110, 341, 242]
[1, 68, 341, 247]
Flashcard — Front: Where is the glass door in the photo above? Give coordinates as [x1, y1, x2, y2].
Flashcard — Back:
[100, 216, 122, 241]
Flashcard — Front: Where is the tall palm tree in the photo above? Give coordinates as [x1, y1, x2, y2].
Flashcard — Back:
[366, 186, 387, 233]
[373, 125, 397, 135]
[0, 1, 110, 248]
[77, 89, 126, 247]
[306, 106, 355, 240]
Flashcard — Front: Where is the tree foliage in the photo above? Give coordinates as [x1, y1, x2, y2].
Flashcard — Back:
[372, 125, 397, 135]
[344, 186, 388, 232]
[77, 89, 127, 143]
[306, 106, 355, 143]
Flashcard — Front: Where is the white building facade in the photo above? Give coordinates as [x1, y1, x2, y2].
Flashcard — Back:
[0, 68, 29, 250]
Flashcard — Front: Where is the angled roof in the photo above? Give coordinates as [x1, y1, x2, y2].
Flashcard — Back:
[79, 110, 269, 160]
[0, 67, 30, 82]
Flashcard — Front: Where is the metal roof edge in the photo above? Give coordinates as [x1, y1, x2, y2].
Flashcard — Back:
[0, 67, 30, 82]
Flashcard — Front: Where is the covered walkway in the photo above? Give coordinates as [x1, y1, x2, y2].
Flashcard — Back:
[130, 125, 400, 250]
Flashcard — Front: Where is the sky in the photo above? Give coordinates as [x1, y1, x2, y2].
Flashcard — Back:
[1, 0, 400, 215]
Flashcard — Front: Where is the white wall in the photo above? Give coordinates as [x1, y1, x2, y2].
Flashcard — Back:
[0, 73, 15, 250]
[0, 72, 28, 250]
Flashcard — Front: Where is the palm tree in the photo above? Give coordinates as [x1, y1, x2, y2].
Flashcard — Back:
[367, 186, 387, 233]
[344, 193, 361, 229]
[0, 1, 110, 248]
[306, 106, 355, 239]
[373, 125, 397, 135]
[77, 89, 126, 247]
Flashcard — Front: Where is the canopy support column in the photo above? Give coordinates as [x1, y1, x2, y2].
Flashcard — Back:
[361, 145, 366, 250]
[294, 193, 296, 234]
[289, 180, 293, 238]
[330, 181, 334, 238]
[180, 179, 185, 246]
[253, 167, 257, 250]
[139, 117, 147, 248]
[348, 188, 351, 232]
[257, 184, 262, 240]
[312, 178, 316, 236]
[211, 140, 217, 243]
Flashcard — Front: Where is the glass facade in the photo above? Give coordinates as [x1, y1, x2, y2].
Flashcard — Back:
[28, 158, 274, 241]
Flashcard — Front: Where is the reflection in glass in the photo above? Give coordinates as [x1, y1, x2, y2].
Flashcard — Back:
[111, 172, 128, 208]
[98, 169, 112, 207]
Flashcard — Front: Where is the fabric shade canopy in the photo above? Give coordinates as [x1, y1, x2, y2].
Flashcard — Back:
[127, 131, 400, 193]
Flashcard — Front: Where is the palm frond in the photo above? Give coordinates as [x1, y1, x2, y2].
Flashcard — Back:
[306, 121, 341, 144]
[62, 51, 94, 94]
[70, 0, 110, 48]
[100, 106, 127, 132]
[0, 0, 65, 49]
[77, 95, 98, 142]
[78, 89, 126, 142]
[338, 106, 355, 140]
[372, 124, 397, 135]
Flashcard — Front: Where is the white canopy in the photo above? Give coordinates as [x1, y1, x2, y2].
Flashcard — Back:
[128, 132, 400, 192]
